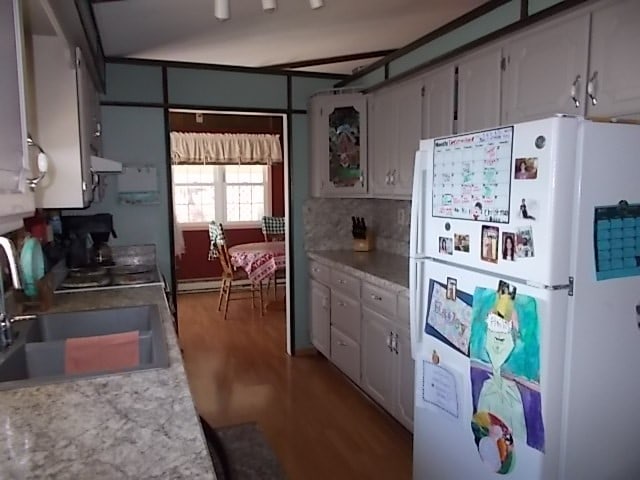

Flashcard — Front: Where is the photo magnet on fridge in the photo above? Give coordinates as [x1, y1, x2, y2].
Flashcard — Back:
[502, 232, 516, 261]
[439, 237, 453, 255]
[446, 277, 457, 300]
[514, 157, 538, 180]
[519, 198, 536, 220]
[516, 227, 535, 258]
[454, 234, 470, 253]
[481, 226, 499, 263]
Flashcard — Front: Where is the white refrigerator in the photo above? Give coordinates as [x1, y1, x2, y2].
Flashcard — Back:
[409, 116, 640, 480]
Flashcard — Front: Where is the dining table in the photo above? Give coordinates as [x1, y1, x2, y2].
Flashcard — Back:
[228, 241, 286, 285]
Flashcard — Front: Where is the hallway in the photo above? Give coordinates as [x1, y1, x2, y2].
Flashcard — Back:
[178, 290, 413, 480]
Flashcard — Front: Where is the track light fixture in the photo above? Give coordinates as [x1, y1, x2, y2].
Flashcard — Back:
[262, 0, 276, 12]
[214, 0, 229, 20]
[309, 0, 324, 9]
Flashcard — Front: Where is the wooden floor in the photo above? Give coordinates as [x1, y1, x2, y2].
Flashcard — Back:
[177, 289, 413, 480]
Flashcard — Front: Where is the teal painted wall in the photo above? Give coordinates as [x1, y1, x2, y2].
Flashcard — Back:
[528, 0, 566, 15]
[291, 76, 338, 110]
[101, 63, 163, 104]
[167, 68, 288, 109]
[345, 67, 385, 90]
[389, 0, 520, 77]
[291, 113, 310, 347]
[80, 106, 172, 283]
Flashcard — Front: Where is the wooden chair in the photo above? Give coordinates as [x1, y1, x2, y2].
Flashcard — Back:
[261, 216, 285, 299]
[209, 222, 264, 319]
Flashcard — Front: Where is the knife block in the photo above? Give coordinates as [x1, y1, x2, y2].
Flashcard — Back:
[353, 232, 375, 252]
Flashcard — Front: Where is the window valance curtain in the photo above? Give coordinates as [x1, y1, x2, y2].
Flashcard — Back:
[170, 132, 283, 165]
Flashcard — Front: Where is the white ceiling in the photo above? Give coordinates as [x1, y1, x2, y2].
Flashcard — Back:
[93, 0, 487, 74]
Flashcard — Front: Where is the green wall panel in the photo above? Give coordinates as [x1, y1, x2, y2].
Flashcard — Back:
[291, 113, 310, 349]
[167, 67, 288, 109]
[389, 0, 520, 77]
[101, 63, 163, 104]
[82, 106, 172, 283]
[347, 67, 386, 89]
[291, 76, 341, 111]
[528, 0, 566, 15]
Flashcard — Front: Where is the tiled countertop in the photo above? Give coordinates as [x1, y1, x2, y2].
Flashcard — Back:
[308, 250, 410, 293]
[0, 286, 216, 479]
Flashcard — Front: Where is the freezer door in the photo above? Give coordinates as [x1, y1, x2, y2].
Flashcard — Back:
[423, 118, 579, 287]
[412, 260, 568, 480]
[560, 121, 640, 480]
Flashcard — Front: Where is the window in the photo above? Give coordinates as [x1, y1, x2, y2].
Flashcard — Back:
[173, 164, 270, 226]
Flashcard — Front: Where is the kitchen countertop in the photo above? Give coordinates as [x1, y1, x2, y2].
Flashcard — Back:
[308, 250, 409, 293]
[0, 286, 216, 479]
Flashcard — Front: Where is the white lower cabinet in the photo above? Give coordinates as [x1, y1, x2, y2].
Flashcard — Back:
[308, 257, 414, 431]
[310, 279, 331, 358]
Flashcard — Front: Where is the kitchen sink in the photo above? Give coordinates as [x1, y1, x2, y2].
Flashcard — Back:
[0, 305, 169, 390]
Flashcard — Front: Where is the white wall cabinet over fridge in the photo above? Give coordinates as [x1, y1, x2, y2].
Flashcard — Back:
[32, 35, 100, 209]
[586, 0, 640, 118]
[0, 0, 35, 234]
[501, 14, 589, 124]
[309, 93, 368, 197]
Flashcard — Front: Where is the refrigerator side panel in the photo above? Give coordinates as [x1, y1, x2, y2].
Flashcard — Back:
[413, 261, 567, 480]
[410, 143, 433, 259]
[424, 118, 578, 287]
[561, 122, 640, 480]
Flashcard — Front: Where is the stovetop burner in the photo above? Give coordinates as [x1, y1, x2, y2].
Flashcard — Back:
[57, 263, 161, 292]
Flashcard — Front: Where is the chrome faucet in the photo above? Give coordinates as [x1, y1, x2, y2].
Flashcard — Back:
[0, 237, 23, 349]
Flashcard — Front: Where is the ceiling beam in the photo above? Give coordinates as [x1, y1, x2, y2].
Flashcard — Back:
[266, 49, 396, 70]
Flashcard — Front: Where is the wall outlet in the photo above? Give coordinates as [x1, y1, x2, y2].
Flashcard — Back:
[397, 207, 406, 226]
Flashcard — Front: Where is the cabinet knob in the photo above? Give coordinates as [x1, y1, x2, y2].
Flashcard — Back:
[338, 279, 346, 285]
[338, 301, 346, 307]
[337, 340, 347, 347]
[370, 294, 382, 301]
[94, 122, 102, 138]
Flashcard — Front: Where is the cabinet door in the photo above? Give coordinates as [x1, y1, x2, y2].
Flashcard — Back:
[457, 47, 502, 133]
[393, 78, 423, 197]
[361, 307, 394, 411]
[587, 0, 640, 117]
[368, 88, 395, 196]
[421, 65, 454, 139]
[330, 326, 360, 384]
[394, 327, 414, 431]
[502, 14, 589, 124]
[76, 48, 95, 205]
[0, 0, 34, 233]
[310, 278, 331, 357]
[316, 94, 368, 196]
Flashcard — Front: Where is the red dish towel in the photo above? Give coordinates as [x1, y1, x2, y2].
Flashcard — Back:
[65, 331, 140, 375]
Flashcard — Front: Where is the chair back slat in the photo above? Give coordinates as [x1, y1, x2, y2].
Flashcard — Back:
[261, 216, 285, 241]
[208, 221, 234, 276]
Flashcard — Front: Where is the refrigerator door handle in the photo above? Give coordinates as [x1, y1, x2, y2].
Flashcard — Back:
[410, 150, 426, 259]
[409, 259, 423, 360]
[386, 332, 393, 352]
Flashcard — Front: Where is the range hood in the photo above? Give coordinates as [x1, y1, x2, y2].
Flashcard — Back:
[91, 155, 123, 173]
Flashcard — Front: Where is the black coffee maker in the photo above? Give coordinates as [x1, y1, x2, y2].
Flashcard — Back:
[62, 214, 118, 268]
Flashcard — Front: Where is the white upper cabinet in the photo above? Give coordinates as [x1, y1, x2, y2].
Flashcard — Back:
[501, 14, 590, 124]
[457, 46, 502, 133]
[368, 87, 395, 197]
[587, 0, 640, 117]
[309, 93, 368, 197]
[421, 65, 455, 139]
[0, 0, 34, 234]
[369, 77, 424, 198]
[32, 36, 97, 208]
[393, 77, 424, 197]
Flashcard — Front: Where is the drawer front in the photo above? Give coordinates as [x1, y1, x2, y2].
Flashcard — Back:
[362, 282, 397, 319]
[330, 269, 361, 299]
[397, 293, 410, 329]
[331, 291, 361, 343]
[309, 260, 330, 285]
[331, 326, 361, 384]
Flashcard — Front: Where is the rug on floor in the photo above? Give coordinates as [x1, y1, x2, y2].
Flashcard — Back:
[208, 422, 286, 480]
